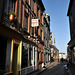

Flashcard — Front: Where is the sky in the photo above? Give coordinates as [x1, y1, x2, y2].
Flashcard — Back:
[42, 0, 70, 55]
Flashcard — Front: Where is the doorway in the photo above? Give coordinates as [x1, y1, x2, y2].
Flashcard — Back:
[12, 44, 18, 75]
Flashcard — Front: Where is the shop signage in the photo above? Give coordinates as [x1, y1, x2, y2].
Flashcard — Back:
[31, 19, 39, 27]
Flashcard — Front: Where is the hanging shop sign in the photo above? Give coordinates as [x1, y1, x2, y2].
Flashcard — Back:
[31, 19, 39, 27]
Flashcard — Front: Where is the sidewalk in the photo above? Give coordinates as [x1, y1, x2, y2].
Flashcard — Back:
[27, 62, 54, 75]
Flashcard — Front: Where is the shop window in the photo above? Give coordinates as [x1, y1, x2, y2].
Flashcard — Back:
[21, 46, 28, 68]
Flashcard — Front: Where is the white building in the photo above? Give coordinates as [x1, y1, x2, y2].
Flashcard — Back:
[59, 53, 66, 59]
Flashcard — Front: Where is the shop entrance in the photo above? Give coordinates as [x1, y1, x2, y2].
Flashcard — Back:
[12, 44, 18, 75]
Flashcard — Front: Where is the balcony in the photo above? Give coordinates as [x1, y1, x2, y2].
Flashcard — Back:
[2, 14, 21, 30]
[1, 14, 29, 36]
[2, 14, 12, 27]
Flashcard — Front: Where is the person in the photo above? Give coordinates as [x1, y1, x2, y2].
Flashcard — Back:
[61, 58, 63, 62]
[67, 58, 72, 68]
[42, 62, 46, 68]
[69, 58, 72, 65]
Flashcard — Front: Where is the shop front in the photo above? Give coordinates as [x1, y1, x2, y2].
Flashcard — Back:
[21, 39, 37, 75]
[0, 24, 22, 75]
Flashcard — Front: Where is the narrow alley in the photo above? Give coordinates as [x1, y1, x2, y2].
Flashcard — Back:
[28, 61, 71, 75]
[38, 62, 71, 75]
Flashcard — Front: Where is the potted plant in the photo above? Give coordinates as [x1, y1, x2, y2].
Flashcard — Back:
[9, 11, 16, 21]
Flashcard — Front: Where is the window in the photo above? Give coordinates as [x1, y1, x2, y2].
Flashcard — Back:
[41, 30, 42, 40]
[32, 27, 34, 35]
[4, 0, 8, 14]
[24, 15, 28, 30]
[32, 0, 34, 11]
[21, 46, 28, 68]
[37, 7, 39, 17]
[40, 13, 42, 23]
[10, 0, 16, 12]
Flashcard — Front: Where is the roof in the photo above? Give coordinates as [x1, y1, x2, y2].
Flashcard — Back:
[51, 45, 59, 51]
[37, 0, 45, 12]
[67, 0, 73, 16]
[59, 53, 65, 54]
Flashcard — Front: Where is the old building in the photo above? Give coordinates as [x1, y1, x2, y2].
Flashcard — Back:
[21, 0, 45, 74]
[0, 0, 24, 75]
[43, 13, 50, 65]
[0, 0, 45, 75]
[59, 53, 66, 60]
[67, 0, 75, 64]
[67, 45, 72, 58]
[50, 45, 59, 60]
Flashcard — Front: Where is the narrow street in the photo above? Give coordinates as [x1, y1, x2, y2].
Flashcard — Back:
[38, 61, 71, 75]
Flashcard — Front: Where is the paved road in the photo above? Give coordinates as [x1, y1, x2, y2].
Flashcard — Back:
[38, 62, 71, 75]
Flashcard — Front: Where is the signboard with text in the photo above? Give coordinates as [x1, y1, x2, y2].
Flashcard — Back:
[31, 19, 39, 27]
